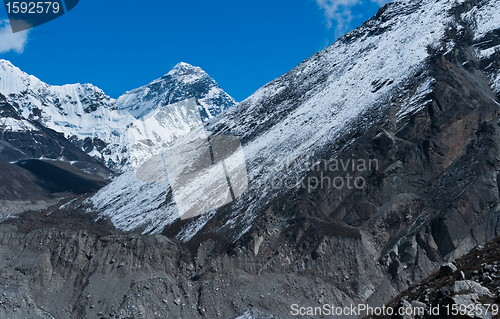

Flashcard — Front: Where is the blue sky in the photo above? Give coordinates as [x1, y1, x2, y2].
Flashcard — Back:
[0, 0, 390, 101]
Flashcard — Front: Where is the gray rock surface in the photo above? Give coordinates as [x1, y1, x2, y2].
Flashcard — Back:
[373, 236, 500, 319]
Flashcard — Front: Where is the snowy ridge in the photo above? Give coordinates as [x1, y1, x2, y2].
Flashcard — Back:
[0, 60, 236, 170]
[0, 60, 126, 139]
[461, 0, 500, 40]
[462, 0, 500, 95]
[91, 0, 478, 237]
[0, 59, 132, 167]
[0, 117, 38, 132]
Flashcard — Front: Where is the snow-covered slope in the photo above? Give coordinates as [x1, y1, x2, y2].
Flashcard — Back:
[0, 117, 38, 132]
[91, 0, 500, 236]
[92, 0, 500, 238]
[0, 60, 132, 167]
[461, 0, 500, 95]
[0, 60, 128, 139]
[117, 62, 236, 119]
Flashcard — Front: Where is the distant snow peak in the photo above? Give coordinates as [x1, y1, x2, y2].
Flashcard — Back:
[169, 62, 202, 75]
[116, 62, 236, 120]
[0, 59, 134, 169]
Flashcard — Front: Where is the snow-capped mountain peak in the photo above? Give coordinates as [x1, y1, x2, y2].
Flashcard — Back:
[0, 59, 126, 138]
[117, 62, 236, 119]
[167, 62, 203, 78]
[0, 59, 134, 169]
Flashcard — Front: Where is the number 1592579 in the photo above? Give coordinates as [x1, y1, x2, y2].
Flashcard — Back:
[5, 2, 60, 14]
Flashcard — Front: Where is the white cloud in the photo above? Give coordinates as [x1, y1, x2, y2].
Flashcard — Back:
[0, 20, 30, 54]
[315, 0, 393, 38]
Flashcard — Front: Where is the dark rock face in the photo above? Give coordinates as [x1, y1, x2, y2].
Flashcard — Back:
[0, 160, 108, 201]
[14, 160, 108, 194]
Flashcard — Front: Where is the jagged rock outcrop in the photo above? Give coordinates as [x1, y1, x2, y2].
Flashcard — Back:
[371, 236, 500, 319]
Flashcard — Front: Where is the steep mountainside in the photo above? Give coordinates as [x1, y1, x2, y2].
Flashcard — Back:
[371, 235, 500, 319]
[92, 0, 500, 238]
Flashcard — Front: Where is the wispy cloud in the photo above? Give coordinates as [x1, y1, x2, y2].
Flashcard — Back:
[0, 20, 30, 54]
[315, 0, 392, 38]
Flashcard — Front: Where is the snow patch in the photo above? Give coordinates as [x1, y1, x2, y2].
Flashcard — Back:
[492, 72, 500, 95]
[461, 0, 500, 40]
[0, 117, 37, 132]
[396, 77, 436, 120]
